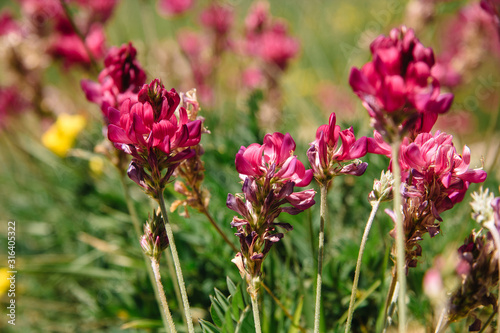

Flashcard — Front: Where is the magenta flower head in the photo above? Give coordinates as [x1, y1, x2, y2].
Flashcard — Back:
[228, 132, 315, 284]
[307, 112, 368, 186]
[158, 0, 193, 16]
[81, 42, 146, 120]
[200, 4, 234, 36]
[387, 131, 487, 270]
[107, 79, 202, 197]
[349, 26, 454, 140]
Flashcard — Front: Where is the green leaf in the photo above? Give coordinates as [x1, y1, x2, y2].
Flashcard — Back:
[227, 276, 237, 296]
[210, 295, 225, 327]
[215, 288, 230, 311]
[223, 307, 235, 333]
[288, 296, 304, 333]
[199, 319, 221, 333]
[121, 319, 163, 329]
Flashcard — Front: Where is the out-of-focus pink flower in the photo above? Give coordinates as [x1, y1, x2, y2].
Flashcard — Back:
[242, 3, 299, 71]
[314, 83, 357, 120]
[0, 11, 21, 36]
[76, 0, 119, 24]
[200, 4, 234, 35]
[349, 26, 454, 139]
[158, 0, 193, 16]
[245, 1, 270, 34]
[308, 112, 368, 184]
[259, 24, 299, 70]
[81, 42, 146, 119]
[19, 0, 65, 29]
[0, 86, 30, 127]
[49, 23, 106, 69]
[242, 67, 265, 89]
[107, 79, 202, 194]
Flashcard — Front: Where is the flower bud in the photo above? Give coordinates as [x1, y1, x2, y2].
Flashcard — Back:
[368, 170, 394, 203]
[140, 211, 169, 261]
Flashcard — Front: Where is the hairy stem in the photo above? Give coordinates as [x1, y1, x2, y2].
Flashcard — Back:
[314, 183, 328, 333]
[486, 221, 500, 333]
[382, 273, 399, 333]
[118, 174, 172, 331]
[157, 191, 195, 333]
[345, 199, 381, 332]
[151, 258, 177, 333]
[391, 141, 406, 333]
[250, 281, 262, 333]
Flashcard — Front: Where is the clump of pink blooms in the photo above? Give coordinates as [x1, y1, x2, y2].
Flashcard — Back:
[157, 0, 193, 16]
[350, 25, 487, 272]
[375, 131, 488, 269]
[81, 42, 147, 120]
[17, 0, 117, 69]
[107, 79, 202, 197]
[228, 132, 315, 286]
[307, 112, 369, 186]
[349, 26, 453, 140]
[176, 4, 234, 104]
[432, 1, 500, 89]
[243, 1, 299, 71]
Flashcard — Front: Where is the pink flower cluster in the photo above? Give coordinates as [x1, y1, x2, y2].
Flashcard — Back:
[107, 79, 202, 196]
[17, 0, 117, 69]
[228, 132, 315, 279]
[81, 43, 146, 120]
[157, 0, 193, 16]
[349, 26, 453, 139]
[243, 1, 299, 71]
[307, 112, 368, 185]
[386, 131, 487, 269]
[177, 4, 234, 103]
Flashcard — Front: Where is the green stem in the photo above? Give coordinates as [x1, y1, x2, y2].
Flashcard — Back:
[382, 273, 399, 333]
[345, 199, 381, 332]
[118, 174, 171, 332]
[157, 190, 195, 333]
[314, 183, 328, 333]
[478, 310, 496, 333]
[151, 258, 177, 333]
[485, 221, 500, 333]
[391, 141, 406, 333]
[164, 248, 187, 330]
[250, 282, 262, 333]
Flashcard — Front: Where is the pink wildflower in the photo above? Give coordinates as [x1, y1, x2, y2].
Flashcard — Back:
[349, 26, 454, 139]
[199, 4, 234, 35]
[158, 0, 193, 16]
[81, 42, 146, 120]
[308, 112, 368, 185]
[228, 132, 315, 282]
[107, 79, 202, 195]
[49, 23, 106, 69]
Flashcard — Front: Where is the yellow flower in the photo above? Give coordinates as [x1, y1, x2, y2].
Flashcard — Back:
[42, 114, 87, 157]
[89, 156, 105, 176]
[0, 267, 10, 296]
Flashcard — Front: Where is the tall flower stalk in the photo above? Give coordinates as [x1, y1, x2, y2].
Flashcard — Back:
[228, 132, 316, 332]
[140, 211, 177, 333]
[307, 112, 368, 333]
[345, 171, 394, 332]
[349, 26, 456, 331]
[106, 79, 202, 333]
